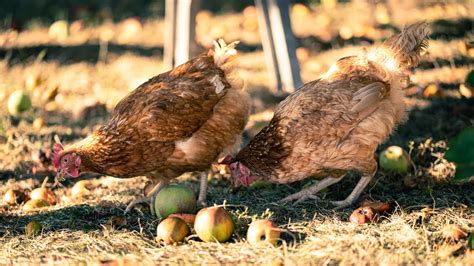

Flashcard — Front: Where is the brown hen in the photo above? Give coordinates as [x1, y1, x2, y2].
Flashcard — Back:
[224, 23, 429, 209]
[53, 40, 250, 211]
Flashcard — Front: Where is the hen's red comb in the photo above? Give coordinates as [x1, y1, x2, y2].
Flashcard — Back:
[52, 143, 64, 169]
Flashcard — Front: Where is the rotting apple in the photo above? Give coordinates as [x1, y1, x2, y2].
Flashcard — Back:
[71, 180, 92, 198]
[156, 217, 190, 244]
[3, 189, 28, 205]
[247, 219, 281, 246]
[350, 206, 378, 225]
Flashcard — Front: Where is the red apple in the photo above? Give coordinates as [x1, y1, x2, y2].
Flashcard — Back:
[194, 206, 234, 242]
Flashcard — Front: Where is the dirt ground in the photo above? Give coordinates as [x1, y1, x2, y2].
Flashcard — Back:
[0, 1, 473, 265]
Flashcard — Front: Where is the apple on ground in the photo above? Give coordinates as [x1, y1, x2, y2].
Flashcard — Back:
[156, 217, 190, 244]
[350, 206, 378, 225]
[25, 220, 43, 236]
[379, 146, 410, 174]
[23, 199, 50, 211]
[194, 206, 234, 242]
[247, 219, 282, 246]
[8, 90, 32, 116]
[30, 177, 56, 205]
[153, 184, 197, 219]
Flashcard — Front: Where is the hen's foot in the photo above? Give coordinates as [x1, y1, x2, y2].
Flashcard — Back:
[280, 175, 345, 205]
[280, 190, 320, 205]
[330, 172, 375, 210]
[124, 196, 152, 213]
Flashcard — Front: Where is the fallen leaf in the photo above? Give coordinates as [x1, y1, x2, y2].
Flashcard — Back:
[442, 224, 468, 240]
[94, 258, 134, 266]
[360, 199, 392, 214]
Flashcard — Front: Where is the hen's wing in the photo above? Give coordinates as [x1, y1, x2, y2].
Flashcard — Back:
[94, 55, 231, 176]
[110, 56, 228, 141]
[277, 79, 390, 149]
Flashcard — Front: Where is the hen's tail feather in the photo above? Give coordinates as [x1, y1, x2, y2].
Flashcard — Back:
[383, 22, 430, 68]
[212, 39, 239, 67]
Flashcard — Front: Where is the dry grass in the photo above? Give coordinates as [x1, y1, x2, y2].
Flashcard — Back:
[0, 174, 473, 265]
[1, 1, 473, 265]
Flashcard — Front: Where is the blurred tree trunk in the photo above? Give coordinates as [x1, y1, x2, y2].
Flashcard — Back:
[164, 0, 201, 69]
[256, 0, 302, 93]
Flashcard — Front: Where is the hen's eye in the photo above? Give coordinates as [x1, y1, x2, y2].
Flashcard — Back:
[63, 158, 68, 163]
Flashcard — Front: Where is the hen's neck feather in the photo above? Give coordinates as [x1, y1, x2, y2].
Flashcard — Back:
[64, 131, 108, 173]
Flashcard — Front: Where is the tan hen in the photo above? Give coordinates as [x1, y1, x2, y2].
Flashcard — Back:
[223, 23, 429, 209]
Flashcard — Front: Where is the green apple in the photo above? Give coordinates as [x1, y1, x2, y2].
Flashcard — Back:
[379, 146, 410, 174]
[8, 90, 32, 116]
[25, 220, 42, 236]
[153, 184, 196, 219]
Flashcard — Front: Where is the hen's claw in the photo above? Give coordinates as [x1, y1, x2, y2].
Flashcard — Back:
[330, 173, 374, 210]
[280, 191, 320, 205]
[280, 176, 345, 205]
[124, 196, 152, 213]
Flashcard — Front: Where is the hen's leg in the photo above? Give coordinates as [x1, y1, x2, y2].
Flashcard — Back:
[330, 167, 376, 210]
[197, 171, 209, 207]
[124, 179, 167, 214]
[280, 175, 345, 205]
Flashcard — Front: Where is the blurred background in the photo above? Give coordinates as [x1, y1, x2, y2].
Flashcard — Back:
[0, 0, 472, 180]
